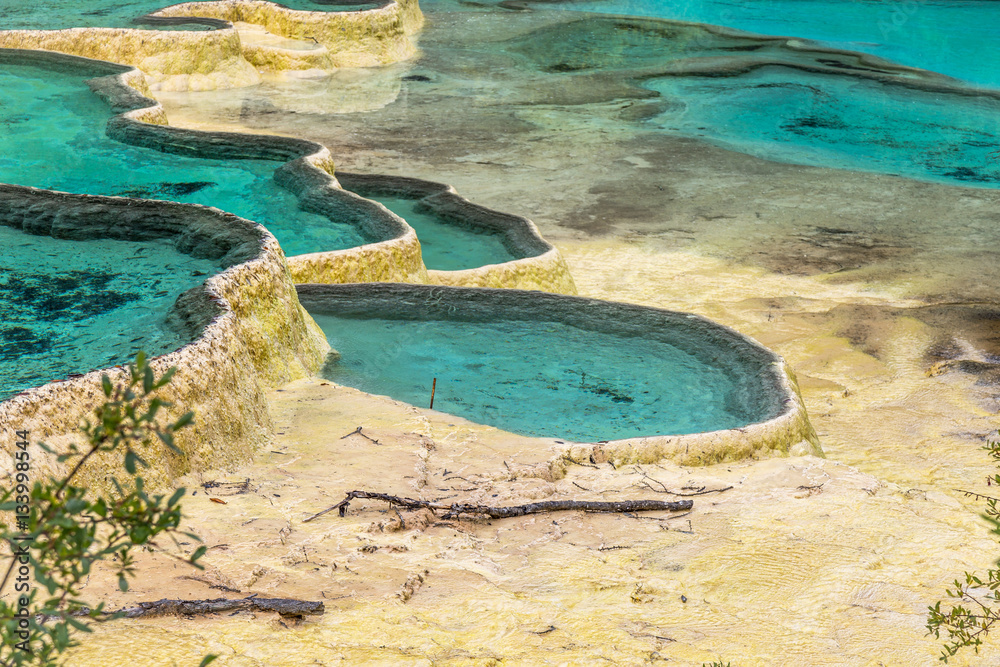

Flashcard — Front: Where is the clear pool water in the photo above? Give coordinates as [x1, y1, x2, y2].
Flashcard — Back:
[646, 67, 1000, 186]
[0, 0, 380, 31]
[498, 14, 1000, 190]
[353, 195, 517, 271]
[0, 224, 220, 401]
[314, 313, 761, 441]
[0, 63, 369, 256]
[436, 0, 1000, 89]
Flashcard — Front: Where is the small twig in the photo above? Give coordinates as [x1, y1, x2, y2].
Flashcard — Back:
[668, 485, 733, 497]
[339, 426, 381, 445]
[638, 474, 732, 497]
[178, 575, 241, 593]
[956, 489, 1000, 503]
[529, 625, 556, 635]
[639, 474, 669, 493]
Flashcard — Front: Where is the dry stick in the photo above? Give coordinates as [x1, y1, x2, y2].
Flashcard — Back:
[638, 474, 732, 497]
[339, 426, 381, 445]
[668, 485, 733, 497]
[303, 490, 693, 523]
[84, 595, 324, 619]
[430, 378, 437, 409]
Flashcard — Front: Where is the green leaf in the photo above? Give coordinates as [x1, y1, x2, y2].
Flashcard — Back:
[118, 575, 129, 593]
[156, 366, 177, 389]
[143, 365, 154, 395]
[167, 488, 186, 508]
[65, 616, 93, 633]
[174, 411, 195, 430]
[124, 451, 137, 475]
[158, 431, 175, 451]
[199, 655, 219, 667]
[101, 375, 113, 397]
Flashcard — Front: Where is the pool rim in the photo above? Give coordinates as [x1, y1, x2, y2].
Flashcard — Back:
[297, 281, 823, 467]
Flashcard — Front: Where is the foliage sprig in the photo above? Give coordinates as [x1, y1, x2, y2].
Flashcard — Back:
[0, 353, 211, 666]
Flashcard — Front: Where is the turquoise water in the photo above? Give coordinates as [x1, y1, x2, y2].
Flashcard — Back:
[356, 195, 518, 271]
[0, 225, 220, 401]
[646, 67, 1000, 186]
[0, 63, 369, 256]
[314, 314, 761, 441]
[468, 0, 1000, 89]
[497, 14, 1000, 190]
[0, 0, 380, 31]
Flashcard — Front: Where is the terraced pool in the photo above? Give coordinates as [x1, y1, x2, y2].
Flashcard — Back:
[345, 194, 517, 271]
[0, 61, 372, 255]
[303, 284, 786, 442]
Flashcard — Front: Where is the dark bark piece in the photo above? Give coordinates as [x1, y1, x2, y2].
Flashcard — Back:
[102, 596, 324, 619]
[304, 490, 693, 523]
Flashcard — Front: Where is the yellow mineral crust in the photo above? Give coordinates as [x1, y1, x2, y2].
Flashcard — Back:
[0, 0, 423, 90]
[58, 374, 1000, 666]
[0, 26, 261, 91]
[155, 0, 422, 67]
[286, 227, 429, 284]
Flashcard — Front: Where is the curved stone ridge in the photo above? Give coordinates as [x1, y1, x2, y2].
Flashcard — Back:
[0, 46, 579, 488]
[0, 0, 422, 90]
[153, 0, 423, 68]
[335, 172, 577, 293]
[297, 282, 822, 467]
[0, 182, 330, 494]
[15, 46, 571, 290]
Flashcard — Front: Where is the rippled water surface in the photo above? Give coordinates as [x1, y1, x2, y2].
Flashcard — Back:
[431, 0, 1000, 88]
[646, 67, 1000, 186]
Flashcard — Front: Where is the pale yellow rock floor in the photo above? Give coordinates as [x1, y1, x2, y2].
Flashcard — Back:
[57, 10, 1000, 663]
[62, 247, 1000, 666]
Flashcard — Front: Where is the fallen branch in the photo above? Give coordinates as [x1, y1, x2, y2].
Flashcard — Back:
[91, 595, 324, 619]
[304, 490, 692, 522]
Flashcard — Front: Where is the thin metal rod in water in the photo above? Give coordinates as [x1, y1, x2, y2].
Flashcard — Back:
[430, 377, 437, 409]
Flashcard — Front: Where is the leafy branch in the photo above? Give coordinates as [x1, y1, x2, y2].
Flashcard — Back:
[0, 353, 214, 666]
[927, 438, 1000, 662]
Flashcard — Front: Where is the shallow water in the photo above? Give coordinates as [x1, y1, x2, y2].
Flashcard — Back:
[646, 66, 1000, 186]
[0, 225, 219, 401]
[350, 195, 517, 270]
[438, 0, 1000, 89]
[0, 63, 370, 256]
[499, 14, 1000, 190]
[314, 313, 768, 441]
